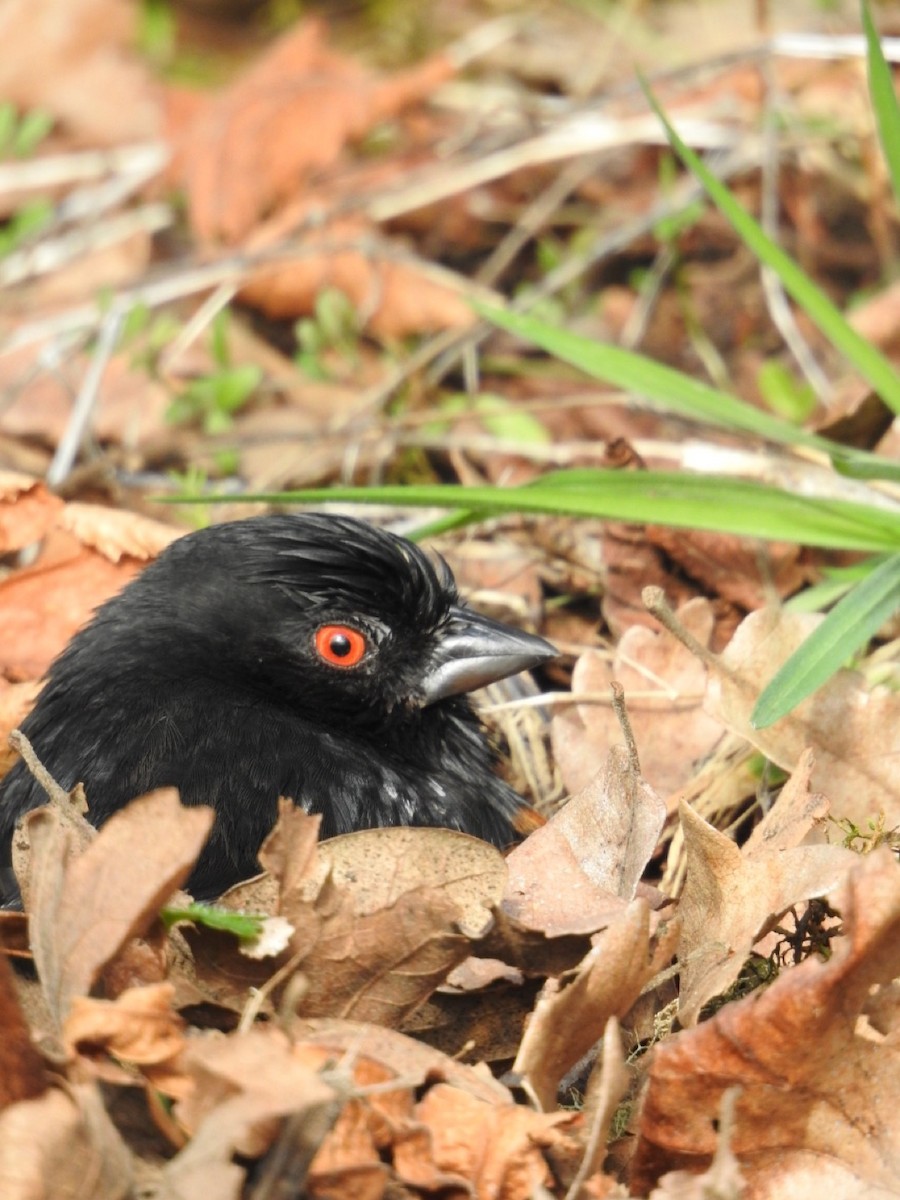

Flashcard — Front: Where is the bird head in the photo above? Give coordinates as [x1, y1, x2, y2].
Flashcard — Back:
[116, 514, 556, 733]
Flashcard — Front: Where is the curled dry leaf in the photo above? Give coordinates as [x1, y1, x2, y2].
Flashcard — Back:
[0, 471, 63, 554]
[707, 608, 900, 828]
[58, 505, 181, 565]
[513, 900, 679, 1110]
[257, 798, 322, 915]
[571, 1017, 631, 1196]
[676, 749, 858, 1026]
[64, 983, 186, 1095]
[163, 1028, 338, 1200]
[631, 848, 900, 1197]
[0, 497, 182, 682]
[25, 790, 214, 1029]
[646, 526, 809, 615]
[168, 1022, 573, 1200]
[0, 1083, 132, 1200]
[394, 1082, 580, 1200]
[290, 1016, 513, 1106]
[552, 598, 723, 801]
[504, 744, 667, 938]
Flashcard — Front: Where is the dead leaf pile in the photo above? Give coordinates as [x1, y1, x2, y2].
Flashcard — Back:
[1, 697, 894, 1200]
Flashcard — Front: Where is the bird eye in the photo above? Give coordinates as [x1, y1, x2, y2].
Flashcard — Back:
[314, 625, 368, 668]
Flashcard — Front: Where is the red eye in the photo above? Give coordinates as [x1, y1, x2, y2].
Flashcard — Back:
[314, 625, 367, 668]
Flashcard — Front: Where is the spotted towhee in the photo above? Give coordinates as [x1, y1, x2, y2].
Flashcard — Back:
[0, 513, 556, 906]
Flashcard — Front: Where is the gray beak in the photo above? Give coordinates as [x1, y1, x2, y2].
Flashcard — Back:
[420, 605, 557, 706]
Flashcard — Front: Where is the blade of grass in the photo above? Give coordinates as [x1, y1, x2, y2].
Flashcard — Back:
[479, 303, 843, 456]
[752, 553, 900, 726]
[644, 83, 900, 417]
[166, 472, 900, 553]
[863, 0, 900, 205]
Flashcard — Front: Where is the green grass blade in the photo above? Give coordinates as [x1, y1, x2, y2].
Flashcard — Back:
[170, 472, 900, 553]
[645, 84, 900, 416]
[752, 553, 900, 727]
[479, 304, 837, 454]
[863, 0, 900, 206]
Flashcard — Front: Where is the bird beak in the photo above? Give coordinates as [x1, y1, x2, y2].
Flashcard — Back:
[420, 605, 557, 705]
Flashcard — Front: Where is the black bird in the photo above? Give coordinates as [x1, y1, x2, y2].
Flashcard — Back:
[0, 513, 555, 906]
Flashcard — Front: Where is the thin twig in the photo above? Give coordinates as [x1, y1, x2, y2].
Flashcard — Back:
[8, 730, 74, 811]
[642, 586, 722, 673]
[46, 304, 125, 488]
[0, 142, 168, 195]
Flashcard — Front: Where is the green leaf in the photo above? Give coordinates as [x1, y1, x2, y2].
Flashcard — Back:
[756, 360, 816, 423]
[13, 108, 52, 158]
[212, 364, 263, 414]
[474, 394, 551, 444]
[863, 0, 900, 207]
[644, 81, 900, 416]
[164, 472, 900, 553]
[160, 903, 265, 940]
[0, 103, 16, 156]
[752, 553, 900, 727]
[211, 308, 231, 369]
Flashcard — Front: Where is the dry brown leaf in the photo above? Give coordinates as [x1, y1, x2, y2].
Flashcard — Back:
[313, 826, 508, 939]
[0, 1083, 132, 1200]
[286, 827, 507, 1024]
[0, 531, 146, 681]
[238, 229, 476, 337]
[600, 519, 707, 643]
[291, 1017, 513, 1105]
[576, 1018, 631, 1195]
[513, 901, 679, 1109]
[676, 751, 858, 1025]
[0, 352, 171, 450]
[294, 881, 473, 1025]
[0, 472, 63, 553]
[0, 507, 180, 682]
[64, 983, 186, 1094]
[401, 979, 541, 1066]
[0, 949, 48, 1107]
[504, 745, 666, 938]
[0, 0, 160, 144]
[707, 608, 900, 827]
[58, 505, 181, 564]
[552, 598, 724, 801]
[0, 680, 41, 774]
[646, 527, 809, 613]
[25, 790, 214, 1027]
[648, 1090, 745, 1200]
[631, 848, 900, 1197]
[257, 798, 322, 914]
[305, 1061, 401, 1200]
[188, 824, 508, 1024]
[164, 1028, 338, 1200]
[394, 1082, 579, 1200]
[175, 19, 453, 243]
